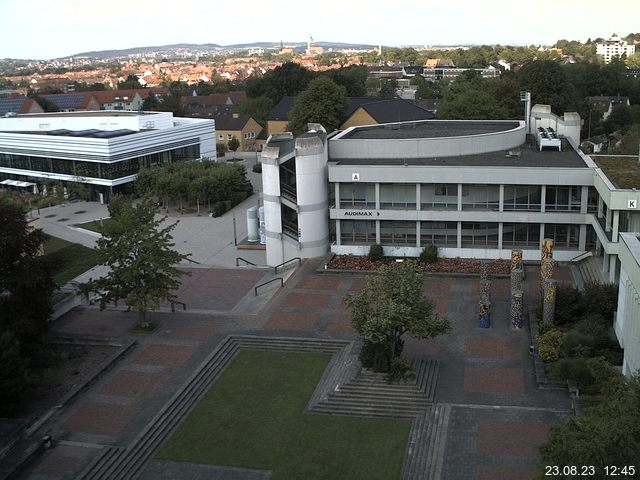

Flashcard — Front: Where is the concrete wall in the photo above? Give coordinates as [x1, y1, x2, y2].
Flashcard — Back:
[615, 233, 640, 376]
[330, 121, 525, 159]
[529, 105, 581, 146]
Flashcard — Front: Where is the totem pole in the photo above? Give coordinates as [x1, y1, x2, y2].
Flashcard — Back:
[478, 261, 491, 328]
[540, 238, 556, 325]
[510, 249, 524, 329]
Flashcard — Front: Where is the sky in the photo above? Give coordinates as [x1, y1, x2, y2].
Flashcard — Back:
[0, 0, 639, 59]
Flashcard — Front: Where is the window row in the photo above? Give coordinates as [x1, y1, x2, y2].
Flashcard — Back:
[0, 145, 200, 180]
[336, 183, 595, 212]
[339, 220, 581, 249]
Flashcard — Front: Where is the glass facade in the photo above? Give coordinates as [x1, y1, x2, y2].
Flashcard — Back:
[380, 221, 416, 245]
[461, 222, 499, 248]
[544, 223, 579, 248]
[0, 145, 200, 181]
[503, 185, 542, 211]
[421, 184, 457, 209]
[502, 223, 541, 247]
[420, 221, 458, 246]
[340, 220, 376, 245]
[545, 186, 581, 212]
[380, 184, 416, 209]
[461, 184, 500, 211]
[339, 183, 375, 208]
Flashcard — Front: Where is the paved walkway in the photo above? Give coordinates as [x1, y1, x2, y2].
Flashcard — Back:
[17, 259, 573, 480]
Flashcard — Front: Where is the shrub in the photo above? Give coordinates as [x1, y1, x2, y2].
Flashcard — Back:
[554, 357, 594, 391]
[554, 284, 583, 326]
[561, 330, 599, 358]
[537, 328, 564, 363]
[368, 243, 384, 262]
[386, 356, 416, 383]
[252, 162, 262, 173]
[586, 356, 626, 398]
[581, 282, 619, 321]
[419, 244, 439, 264]
[573, 313, 610, 349]
[230, 191, 250, 206]
[211, 201, 227, 217]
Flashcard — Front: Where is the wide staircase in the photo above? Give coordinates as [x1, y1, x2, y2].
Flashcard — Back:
[576, 255, 606, 286]
[309, 359, 438, 418]
[75, 336, 349, 480]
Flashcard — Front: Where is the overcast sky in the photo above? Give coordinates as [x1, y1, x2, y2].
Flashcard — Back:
[0, 0, 638, 59]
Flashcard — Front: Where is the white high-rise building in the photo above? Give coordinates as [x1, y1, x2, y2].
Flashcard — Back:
[596, 35, 636, 63]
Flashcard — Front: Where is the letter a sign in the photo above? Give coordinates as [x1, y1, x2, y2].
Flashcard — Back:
[352, 173, 360, 181]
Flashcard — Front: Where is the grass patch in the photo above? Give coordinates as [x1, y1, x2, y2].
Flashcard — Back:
[157, 350, 410, 480]
[592, 156, 640, 189]
[43, 235, 100, 285]
[74, 218, 113, 234]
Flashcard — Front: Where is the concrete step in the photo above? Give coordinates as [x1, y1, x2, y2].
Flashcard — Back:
[310, 405, 420, 418]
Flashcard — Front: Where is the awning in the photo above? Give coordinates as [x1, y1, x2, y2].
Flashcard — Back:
[0, 180, 36, 188]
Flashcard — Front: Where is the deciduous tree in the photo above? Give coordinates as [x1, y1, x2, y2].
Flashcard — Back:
[82, 197, 190, 327]
[345, 261, 451, 373]
[287, 76, 347, 135]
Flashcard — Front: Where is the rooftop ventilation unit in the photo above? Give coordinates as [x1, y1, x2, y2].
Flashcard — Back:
[536, 126, 561, 151]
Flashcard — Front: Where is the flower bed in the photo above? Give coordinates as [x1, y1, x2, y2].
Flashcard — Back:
[328, 255, 510, 274]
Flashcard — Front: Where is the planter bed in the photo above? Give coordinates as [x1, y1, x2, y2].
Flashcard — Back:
[327, 255, 510, 275]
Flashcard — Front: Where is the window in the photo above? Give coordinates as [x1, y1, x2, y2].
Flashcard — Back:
[587, 186, 598, 214]
[502, 223, 540, 247]
[503, 185, 542, 211]
[339, 183, 375, 208]
[421, 184, 457, 210]
[380, 184, 416, 209]
[420, 221, 457, 246]
[461, 222, 499, 248]
[461, 184, 499, 211]
[340, 220, 376, 245]
[218, 135, 224, 140]
[546, 186, 581, 212]
[544, 224, 579, 248]
[380, 221, 416, 245]
[227, 134, 233, 140]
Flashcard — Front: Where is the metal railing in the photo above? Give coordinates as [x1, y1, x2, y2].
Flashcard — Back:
[254, 277, 283, 296]
[569, 251, 593, 263]
[274, 257, 301, 274]
[236, 257, 258, 267]
[170, 300, 187, 312]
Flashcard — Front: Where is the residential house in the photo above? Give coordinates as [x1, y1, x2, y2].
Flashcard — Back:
[0, 97, 45, 116]
[38, 92, 100, 112]
[181, 92, 247, 118]
[588, 95, 631, 121]
[215, 113, 263, 152]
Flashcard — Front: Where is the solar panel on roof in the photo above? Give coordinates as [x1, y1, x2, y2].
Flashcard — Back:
[91, 129, 136, 138]
[69, 129, 101, 137]
[42, 93, 85, 109]
[48, 129, 71, 135]
[0, 98, 26, 115]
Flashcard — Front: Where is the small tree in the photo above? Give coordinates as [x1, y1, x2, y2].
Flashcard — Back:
[227, 136, 240, 152]
[345, 260, 451, 375]
[82, 197, 190, 327]
[287, 76, 348, 135]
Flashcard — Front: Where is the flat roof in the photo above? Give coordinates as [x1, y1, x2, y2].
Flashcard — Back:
[330, 141, 588, 168]
[15, 110, 157, 118]
[340, 120, 521, 140]
[592, 155, 640, 189]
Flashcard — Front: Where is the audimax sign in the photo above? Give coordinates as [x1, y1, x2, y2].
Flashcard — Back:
[344, 210, 380, 217]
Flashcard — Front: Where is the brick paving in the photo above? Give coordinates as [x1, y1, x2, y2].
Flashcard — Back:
[19, 261, 575, 480]
[464, 367, 525, 394]
[98, 370, 171, 399]
[132, 344, 196, 368]
[64, 402, 140, 436]
[264, 311, 320, 331]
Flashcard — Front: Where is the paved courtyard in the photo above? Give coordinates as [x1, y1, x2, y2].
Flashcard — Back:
[17, 258, 573, 480]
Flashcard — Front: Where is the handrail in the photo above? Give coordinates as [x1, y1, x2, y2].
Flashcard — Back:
[254, 277, 283, 296]
[274, 257, 301, 274]
[236, 257, 258, 267]
[569, 251, 593, 263]
[170, 300, 187, 312]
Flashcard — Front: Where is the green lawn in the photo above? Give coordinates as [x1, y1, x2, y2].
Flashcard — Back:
[43, 235, 100, 285]
[74, 218, 113, 234]
[156, 350, 411, 480]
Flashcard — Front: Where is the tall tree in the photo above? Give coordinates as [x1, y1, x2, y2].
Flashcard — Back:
[246, 62, 314, 104]
[377, 78, 398, 99]
[345, 261, 451, 373]
[82, 197, 190, 327]
[0, 197, 55, 353]
[519, 60, 576, 114]
[287, 76, 348, 135]
[235, 95, 274, 127]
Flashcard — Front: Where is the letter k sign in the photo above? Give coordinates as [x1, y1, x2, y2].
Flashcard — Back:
[629, 199, 637, 209]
